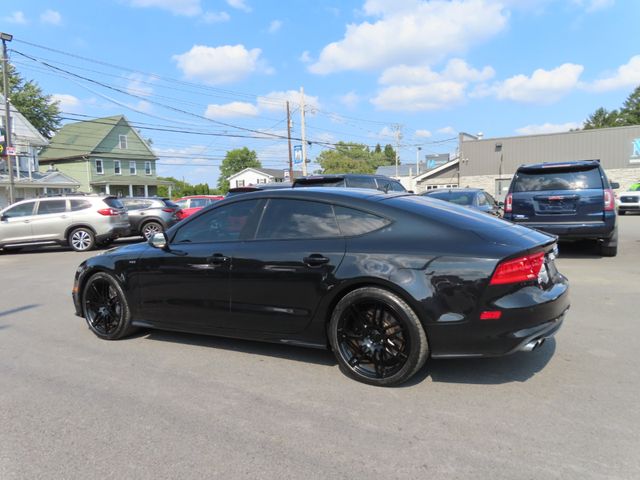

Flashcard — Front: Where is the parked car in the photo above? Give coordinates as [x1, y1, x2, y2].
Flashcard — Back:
[225, 182, 293, 197]
[421, 188, 502, 216]
[502, 160, 619, 256]
[119, 197, 181, 239]
[0, 195, 129, 252]
[293, 174, 407, 193]
[73, 188, 569, 386]
[617, 190, 640, 215]
[174, 195, 224, 220]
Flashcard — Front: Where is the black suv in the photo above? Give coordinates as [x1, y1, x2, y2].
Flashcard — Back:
[293, 174, 407, 193]
[503, 160, 618, 256]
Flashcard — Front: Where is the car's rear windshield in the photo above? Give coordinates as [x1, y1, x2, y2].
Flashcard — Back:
[104, 197, 124, 209]
[513, 166, 602, 192]
[294, 178, 345, 188]
[427, 191, 474, 205]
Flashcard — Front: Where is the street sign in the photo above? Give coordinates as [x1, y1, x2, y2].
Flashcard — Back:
[293, 145, 302, 164]
[283, 170, 290, 178]
[6, 146, 16, 155]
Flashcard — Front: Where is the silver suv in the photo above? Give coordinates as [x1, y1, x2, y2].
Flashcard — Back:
[0, 195, 130, 252]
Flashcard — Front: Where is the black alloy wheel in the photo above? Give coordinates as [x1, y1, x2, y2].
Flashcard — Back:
[329, 287, 429, 386]
[82, 272, 135, 340]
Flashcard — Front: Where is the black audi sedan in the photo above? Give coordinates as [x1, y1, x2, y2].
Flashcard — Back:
[72, 188, 569, 386]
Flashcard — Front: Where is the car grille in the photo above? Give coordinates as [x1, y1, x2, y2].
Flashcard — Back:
[620, 196, 639, 203]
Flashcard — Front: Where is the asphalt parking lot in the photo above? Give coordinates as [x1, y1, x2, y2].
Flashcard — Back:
[1, 219, 639, 480]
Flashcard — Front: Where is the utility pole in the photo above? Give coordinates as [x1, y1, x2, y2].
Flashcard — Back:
[286, 101, 293, 181]
[300, 87, 308, 176]
[1, 32, 14, 204]
[393, 124, 402, 179]
[416, 146, 422, 175]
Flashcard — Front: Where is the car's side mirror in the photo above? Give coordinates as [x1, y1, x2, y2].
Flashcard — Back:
[0, 214, 8, 221]
[610, 182, 620, 189]
[407, 190, 414, 194]
[497, 201, 505, 207]
[149, 232, 168, 250]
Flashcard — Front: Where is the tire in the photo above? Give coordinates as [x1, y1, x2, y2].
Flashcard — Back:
[82, 272, 136, 340]
[328, 287, 429, 387]
[141, 221, 163, 240]
[601, 229, 618, 257]
[96, 239, 114, 248]
[68, 227, 95, 252]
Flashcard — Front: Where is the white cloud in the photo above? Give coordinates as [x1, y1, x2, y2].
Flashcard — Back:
[268, 20, 283, 34]
[585, 55, 640, 92]
[438, 126, 456, 135]
[299, 51, 312, 63]
[257, 90, 321, 113]
[516, 122, 581, 135]
[126, 74, 154, 97]
[204, 102, 259, 118]
[202, 11, 230, 23]
[339, 91, 360, 109]
[173, 44, 267, 85]
[475, 63, 584, 103]
[226, 0, 252, 13]
[310, 0, 507, 74]
[51, 94, 81, 111]
[415, 129, 432, 138]
[4, 11, 27, 24]
[571, 0, 615, 12]
[40, 9, 62, 25]
[373, 59, 493, 111]
[126, 0, 202, 16]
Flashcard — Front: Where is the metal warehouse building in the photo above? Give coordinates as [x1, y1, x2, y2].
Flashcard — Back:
[458, 125, 640, 200]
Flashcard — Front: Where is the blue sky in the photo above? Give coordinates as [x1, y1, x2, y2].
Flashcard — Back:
[3, 0, 640, 186]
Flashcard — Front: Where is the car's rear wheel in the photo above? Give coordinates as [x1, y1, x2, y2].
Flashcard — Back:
[601, 229, 618, 257]
[68, 227, 95, 252]
[328, 287, 429, 386]
[82, 272, 136, 340]
[141, 221, 163, 240]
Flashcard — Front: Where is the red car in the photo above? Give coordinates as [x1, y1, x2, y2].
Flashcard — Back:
[174, 195, 224, 220]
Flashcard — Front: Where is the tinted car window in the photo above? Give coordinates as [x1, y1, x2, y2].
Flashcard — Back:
[387, 180, 406, 192]
[347, 177, 377, 189]
[256, 199, 340, 240]
[104, 197, 125, 209]
[428, 191, 474, 206]
[175, 199, 188, 208]
[334, 206, 390, 236]
[513, 167, 602, 192]
[70, 200, 91, 211]
[173, 200, 262, 243]
[295, 179, 346, 188]
[477, 193, 488, 206]
[37, 200, 67, 215]
[3, 202, 35, 218]
[190, 198, 209, 208]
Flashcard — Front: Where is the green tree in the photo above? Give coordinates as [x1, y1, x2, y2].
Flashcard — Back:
[583, 107, 621, 129]
[374, 143, 382, 154]
[620, 85, 640, 125]
[157, 177, 219, 198]
[217, 147, 261, 193]
[383, 144, 397, 164]
[317, 142, 395, 174]
[0, 64, 61, 138]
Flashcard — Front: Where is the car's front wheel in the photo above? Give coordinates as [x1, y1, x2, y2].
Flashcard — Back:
[82, 272, 136, 340]
[328, 287, 429, 386]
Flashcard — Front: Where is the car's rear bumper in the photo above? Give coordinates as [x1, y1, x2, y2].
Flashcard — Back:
[505, 216, 616, 241]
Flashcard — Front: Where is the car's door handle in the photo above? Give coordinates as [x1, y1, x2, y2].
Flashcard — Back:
[23, 220, 30, 224]
[207, 253, 229, 265]
[303, 254, 330, 267]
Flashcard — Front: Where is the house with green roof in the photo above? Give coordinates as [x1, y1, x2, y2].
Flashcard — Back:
[39, 115, 172, 197]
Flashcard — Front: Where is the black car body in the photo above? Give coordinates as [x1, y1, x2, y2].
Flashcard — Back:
[293, 174, 407, 193]
[422, 188, 502, 216]
[502, 161, 618, 256]
[120, 197, 181, 239]
[73, 188, 569, 386]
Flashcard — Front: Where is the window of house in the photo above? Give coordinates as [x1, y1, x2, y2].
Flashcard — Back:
[129, 161, 137, 175]
[114, 160, 121, 175]
[145, 161, 152, 175]
[96, 159, 104, 175]
[235, 179, 245, 187]
[119, 135, 128, 149]
[256, 199, 340, 240]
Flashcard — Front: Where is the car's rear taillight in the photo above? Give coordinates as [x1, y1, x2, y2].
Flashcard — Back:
[604, 188, 615, 211]
[162, 208, 175, 213]
[97, 208, 120, 216]
[490, 252, 545, 285]
[505, 193, 512, 213]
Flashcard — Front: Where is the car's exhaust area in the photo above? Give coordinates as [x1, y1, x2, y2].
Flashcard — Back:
[520, 337, 546, 352]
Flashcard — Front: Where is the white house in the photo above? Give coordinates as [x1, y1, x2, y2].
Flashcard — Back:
[0, 97, 80, 208]
[227, 167, 303, 188]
